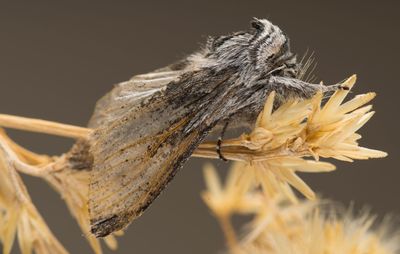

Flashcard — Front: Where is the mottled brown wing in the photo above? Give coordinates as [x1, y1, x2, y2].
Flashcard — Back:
[88, 68, 237, 237]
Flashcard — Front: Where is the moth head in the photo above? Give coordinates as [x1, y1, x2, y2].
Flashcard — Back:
[204, 18, 300, 78]
[249, 18, 299, 78]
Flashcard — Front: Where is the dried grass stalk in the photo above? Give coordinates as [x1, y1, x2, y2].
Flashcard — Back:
[0, 131, 120, 254]
[0, 132, 67, 254]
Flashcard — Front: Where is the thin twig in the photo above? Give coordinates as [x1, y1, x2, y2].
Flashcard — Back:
[0, 114, 310, 165]
[194, 146, 309, 162]
[0, 132, 69, 254]
[0, 129, 51, 165]
[0, 134, 54, 176]
[218, 215, 238, 252]
[0, 114, 92, 139]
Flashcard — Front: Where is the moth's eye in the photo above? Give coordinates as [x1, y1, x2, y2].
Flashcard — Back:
[251, 19, 264, 31]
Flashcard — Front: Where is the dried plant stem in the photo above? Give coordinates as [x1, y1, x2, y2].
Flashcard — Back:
[218, 215, 238, 253]
[0, 114, 293, 162]
[0, 131, 68, 254]
[0, 129, 51, 165]
[194, 146, 309, 161]
[0, 134, 55, 176]
[0, 114, 92, 139]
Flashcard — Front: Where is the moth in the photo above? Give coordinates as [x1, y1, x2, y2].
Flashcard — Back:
[86, 18, 342, 237]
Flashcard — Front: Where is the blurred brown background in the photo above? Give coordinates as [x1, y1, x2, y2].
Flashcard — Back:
[0, 1, 399, 253]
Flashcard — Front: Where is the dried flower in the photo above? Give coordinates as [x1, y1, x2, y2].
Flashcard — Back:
[202, 75, 391, 253]
[202, 164, 399, 254]
[198, 75, 386, 200]
[0, 129, 119, 254]
[241, 207, 400, 254]
[0, 130, 67, 254]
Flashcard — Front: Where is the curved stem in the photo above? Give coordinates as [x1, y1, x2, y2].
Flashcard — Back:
[0, 134, 53, 176]
[0, 114, 92, 139]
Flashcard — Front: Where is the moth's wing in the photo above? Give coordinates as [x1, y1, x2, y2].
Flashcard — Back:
[88, 68, 236, 237]
[88, 69, 184, 128]
[88, 56, 199, 127]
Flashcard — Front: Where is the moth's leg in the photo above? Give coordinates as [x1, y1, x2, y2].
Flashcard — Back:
[321, 82, 350, 92]
[216, 121, 229, 161]
[267, 76, 349, 100]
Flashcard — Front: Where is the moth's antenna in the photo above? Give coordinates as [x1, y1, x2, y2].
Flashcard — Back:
[298, 50, 317, 82]
[304, 62, 317, 83]
[307, 74, 318, 84]
[298, 48, 309, 67]
[298, 49, 311, 80]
